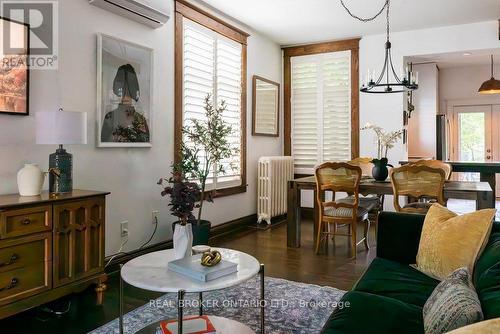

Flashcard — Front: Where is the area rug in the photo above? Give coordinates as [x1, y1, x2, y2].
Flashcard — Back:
[89, 276, 345, 334]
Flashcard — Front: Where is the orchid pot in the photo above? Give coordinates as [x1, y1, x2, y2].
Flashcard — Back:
[371, 158, 393, 181]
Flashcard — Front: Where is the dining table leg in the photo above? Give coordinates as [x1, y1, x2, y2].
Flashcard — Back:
[477, 188, 495, 210]
[287, 181, 301, 248]
[480, 172, 496, 209]
[313, 188, 325, 250]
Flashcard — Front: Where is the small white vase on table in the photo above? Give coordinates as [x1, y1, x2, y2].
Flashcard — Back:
[173, 222, 193, 260]
[17, 163, 46, 196]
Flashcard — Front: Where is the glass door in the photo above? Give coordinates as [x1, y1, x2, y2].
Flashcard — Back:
[452, 105, 492, 181]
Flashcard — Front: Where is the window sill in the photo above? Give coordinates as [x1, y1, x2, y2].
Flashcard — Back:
[210, 184, 247, 198]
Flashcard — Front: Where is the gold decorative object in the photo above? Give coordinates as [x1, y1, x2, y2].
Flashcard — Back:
[200, 250, 222, 267]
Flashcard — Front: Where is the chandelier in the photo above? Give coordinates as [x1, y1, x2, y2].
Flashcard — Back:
[340, 0, 418, 93]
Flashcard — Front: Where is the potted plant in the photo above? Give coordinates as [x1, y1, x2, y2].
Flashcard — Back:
[158, 168, 201, 258]
[361, 123, 403, 181]
[176, 94, 237, 245]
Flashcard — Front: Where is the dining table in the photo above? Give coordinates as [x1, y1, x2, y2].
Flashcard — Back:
[287, 176, 493, 248]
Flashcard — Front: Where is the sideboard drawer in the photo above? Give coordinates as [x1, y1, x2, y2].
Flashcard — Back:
[0, 261, 51, 306]
[0, 205, 52, 239]
[0, 233, 52, 306]
[0, 233, 52, 274]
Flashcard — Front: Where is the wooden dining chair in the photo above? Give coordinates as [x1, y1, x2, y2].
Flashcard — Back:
[408, 159, 452, 180]
[346, 157, 384, 238]
[390, 165, 446, 214]
[314, 162, 370, 257]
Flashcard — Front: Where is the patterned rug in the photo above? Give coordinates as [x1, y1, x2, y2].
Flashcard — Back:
[90, 276, 345, 334]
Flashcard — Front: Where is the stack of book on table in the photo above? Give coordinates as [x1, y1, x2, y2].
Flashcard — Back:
[160, 315, 216, 334]
[168, 254, 237, 282]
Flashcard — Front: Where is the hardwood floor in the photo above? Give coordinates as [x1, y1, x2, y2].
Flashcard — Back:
[0, 217, 375, 333]
[219, 218, 376, 290]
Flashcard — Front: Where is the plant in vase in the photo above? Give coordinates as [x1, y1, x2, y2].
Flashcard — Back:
[175, 94, 238, 245]
[158, 168, 201, 259]
[361, 123, 403, 181]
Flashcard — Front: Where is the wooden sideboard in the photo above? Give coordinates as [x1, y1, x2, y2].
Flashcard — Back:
[0, 190, 110, 319]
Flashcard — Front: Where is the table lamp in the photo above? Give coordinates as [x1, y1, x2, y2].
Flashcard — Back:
[35, 109, 87, 193]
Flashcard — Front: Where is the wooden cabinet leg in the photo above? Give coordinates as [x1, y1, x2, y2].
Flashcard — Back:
[95, 283, 107, 305]
[95, 274, 108, 305]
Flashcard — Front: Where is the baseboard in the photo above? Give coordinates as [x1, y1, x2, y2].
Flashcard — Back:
[248, 214, 287, 230]
[208, 213, 257, 243]
[105, 214, 257, 273]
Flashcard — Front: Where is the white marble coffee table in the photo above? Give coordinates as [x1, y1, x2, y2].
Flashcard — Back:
[119, 248, 264, 334]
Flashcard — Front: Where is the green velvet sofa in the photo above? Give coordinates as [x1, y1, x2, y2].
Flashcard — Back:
[321, 212, 500, 334]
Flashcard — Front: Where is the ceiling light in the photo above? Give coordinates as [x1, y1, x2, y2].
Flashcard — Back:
[463, 52, 472, 56]
[478, 55, 500, 95]
[341, 0, 418, 94]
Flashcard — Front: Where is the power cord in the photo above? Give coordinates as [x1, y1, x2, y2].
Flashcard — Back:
[139, 215, 158, 250]
[104, 215, 159, 268]
[104, 236, 129, 268]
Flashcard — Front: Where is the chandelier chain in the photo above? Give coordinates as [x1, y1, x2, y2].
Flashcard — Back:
[339, 0, 389, 22]
[386, 0, 390, 41]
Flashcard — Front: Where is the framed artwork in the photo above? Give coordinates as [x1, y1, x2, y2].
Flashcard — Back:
[96, 34, 153, 147]
[252, 75, 279, 137]
[0, 17, 29, 115]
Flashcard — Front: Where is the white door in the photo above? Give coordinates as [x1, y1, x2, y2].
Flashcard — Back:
[452, 105, 493, 181]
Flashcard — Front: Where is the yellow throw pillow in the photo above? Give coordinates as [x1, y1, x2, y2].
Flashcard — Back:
[414, 203, 495, 280]
[445, 318, 500, 334]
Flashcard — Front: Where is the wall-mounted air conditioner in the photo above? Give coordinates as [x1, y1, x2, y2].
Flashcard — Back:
[89, 0, 170, 28]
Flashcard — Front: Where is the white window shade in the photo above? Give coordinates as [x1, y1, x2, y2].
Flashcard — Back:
[291, 51, 351, 174]
[183, 19, 243, 190]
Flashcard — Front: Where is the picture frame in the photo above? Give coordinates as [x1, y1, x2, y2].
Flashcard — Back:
[252, 75, 279, 137]
[96, 33, 154, 147]
[0, 16, 30, 116]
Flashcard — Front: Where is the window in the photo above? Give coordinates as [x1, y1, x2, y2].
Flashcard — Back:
[291, 51, 352, 174]
[283, 40, 360, 175]
[175, 1, 248, 195]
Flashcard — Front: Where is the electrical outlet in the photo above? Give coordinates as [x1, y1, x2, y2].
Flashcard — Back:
[120, 221, 129, 238]
[152, 210, 160, 224]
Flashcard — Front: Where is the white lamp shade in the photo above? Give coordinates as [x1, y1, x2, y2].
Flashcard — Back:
[36, 111, 87, 145]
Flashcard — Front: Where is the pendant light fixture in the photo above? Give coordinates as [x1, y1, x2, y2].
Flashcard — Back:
[478, 55, 500, 94]
[340, 0, 418, 93]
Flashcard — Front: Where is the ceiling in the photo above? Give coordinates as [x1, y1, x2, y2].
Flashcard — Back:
[409, 49, 500, 69]
[199, 0, 500, 45]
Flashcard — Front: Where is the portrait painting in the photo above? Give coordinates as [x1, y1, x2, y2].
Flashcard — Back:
[97, 34, 153, 147]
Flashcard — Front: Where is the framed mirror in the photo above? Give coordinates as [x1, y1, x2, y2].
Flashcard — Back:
[252, 75, 280, 137]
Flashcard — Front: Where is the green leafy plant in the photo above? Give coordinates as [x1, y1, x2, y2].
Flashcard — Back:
[158, 168, 201, 225]
[178, 94, 238, 225]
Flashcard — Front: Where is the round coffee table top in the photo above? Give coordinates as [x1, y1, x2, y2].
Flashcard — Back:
[135, 315, 255, 334]
[121, 247, 260, 293]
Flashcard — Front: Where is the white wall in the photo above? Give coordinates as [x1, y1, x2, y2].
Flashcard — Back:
[0, 0, 283, 256]
[407, 63, 439, 159]
[439, 64, 500, 112]
[359, 20, 500, 164]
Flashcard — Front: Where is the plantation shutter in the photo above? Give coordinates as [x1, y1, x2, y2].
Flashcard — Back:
[182, 19, 243, 190]
[291, 51, 351, 174]
[215, 37, 242, 188]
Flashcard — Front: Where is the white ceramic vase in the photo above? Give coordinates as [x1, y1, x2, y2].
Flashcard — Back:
[17, 163, 46, 196]
[173, 223, 193, 260]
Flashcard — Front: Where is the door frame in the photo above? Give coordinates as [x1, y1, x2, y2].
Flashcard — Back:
[450, 105, 492, 162]
[446, 97, 500, 161]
